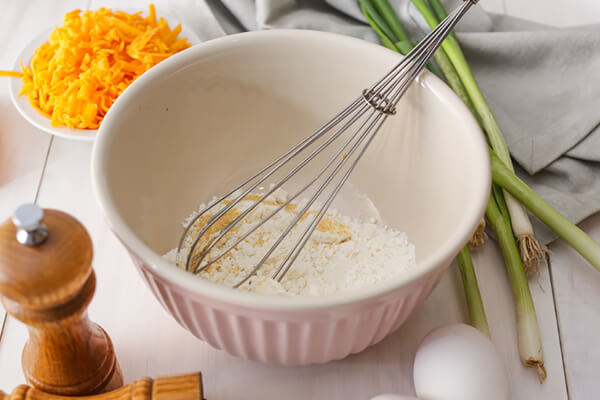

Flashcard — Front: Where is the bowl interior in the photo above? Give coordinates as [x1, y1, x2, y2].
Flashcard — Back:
[95, 30, 489, 300]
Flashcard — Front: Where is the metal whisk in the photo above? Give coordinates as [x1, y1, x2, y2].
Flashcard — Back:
[178, 0, 478, 288]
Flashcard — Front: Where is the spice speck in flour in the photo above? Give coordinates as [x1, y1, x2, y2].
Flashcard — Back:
[164, 188, 416, 296]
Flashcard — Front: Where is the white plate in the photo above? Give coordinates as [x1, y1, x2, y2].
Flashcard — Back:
[9, 9, 201, 142]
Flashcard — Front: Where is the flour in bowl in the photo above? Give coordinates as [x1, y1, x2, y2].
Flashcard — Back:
[164, 188, 416, 296]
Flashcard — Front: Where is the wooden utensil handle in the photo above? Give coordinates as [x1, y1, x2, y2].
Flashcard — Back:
[0, 373, 203, 400]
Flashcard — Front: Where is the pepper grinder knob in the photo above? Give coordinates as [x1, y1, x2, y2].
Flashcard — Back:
[12, 204, 48, 246]
[0, 205, 123, 395]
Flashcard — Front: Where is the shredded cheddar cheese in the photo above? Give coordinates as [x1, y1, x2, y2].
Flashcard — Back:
[17, 4, 190, 129]
[0, 71, 23, 78]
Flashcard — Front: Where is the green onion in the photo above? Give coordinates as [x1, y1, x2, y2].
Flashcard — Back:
[366, 0, 418, 56]
[359, 0, 399, 51]
[411, 0, 546, 276]
[372, 0, 409, 43]
[486, 196, 546, 382]
[359, 0, 399, 44]
[490, 150, 600, 271]
[394, 40, 415, 55]
[361, 0, 438, 72]
[371, 0, 416, 55]
[493, 183, 511, 222]
[456, 246, 490, 336]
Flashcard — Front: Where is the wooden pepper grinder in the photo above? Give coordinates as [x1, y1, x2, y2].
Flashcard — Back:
[0, 204, 123, 395]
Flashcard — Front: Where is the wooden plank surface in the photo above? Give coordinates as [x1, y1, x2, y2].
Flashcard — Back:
[501, 2, 600, 399]
[0, 0, 598, 399]
[549, 213, 600, 399]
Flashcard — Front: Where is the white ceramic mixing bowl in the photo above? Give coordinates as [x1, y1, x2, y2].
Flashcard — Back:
[92, 30, 490, 365]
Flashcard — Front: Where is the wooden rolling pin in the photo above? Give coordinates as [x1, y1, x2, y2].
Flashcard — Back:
[0, 373, 204, 400]
[0, 204, 122, 395]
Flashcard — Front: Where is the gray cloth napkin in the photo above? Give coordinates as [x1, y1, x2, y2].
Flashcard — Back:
[167, 0, 600, 244]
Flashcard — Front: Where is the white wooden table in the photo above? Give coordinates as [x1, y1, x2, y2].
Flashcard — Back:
[1, 1, 599, 399]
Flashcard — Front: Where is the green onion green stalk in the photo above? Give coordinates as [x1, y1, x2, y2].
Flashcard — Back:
[456, 246, 490, 337]
[410, 0, 547, 276]
[359, 0, 402, 51]
[359, 0, 434, 71]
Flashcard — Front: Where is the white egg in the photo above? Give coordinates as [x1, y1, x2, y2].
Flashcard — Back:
[370, 395, 418, 400]
[413, 323, 509, 400]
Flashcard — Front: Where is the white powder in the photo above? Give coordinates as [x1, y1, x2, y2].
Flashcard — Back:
[164, 188, 416, 296]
